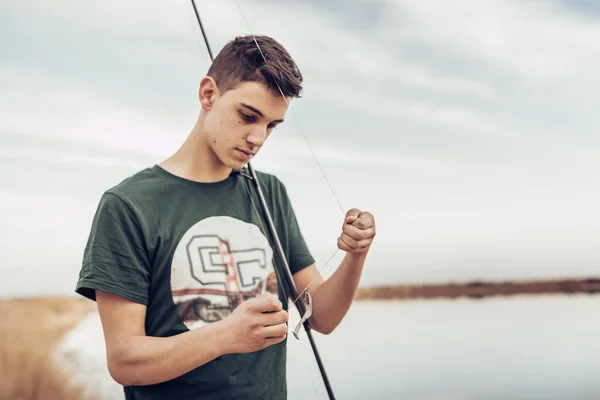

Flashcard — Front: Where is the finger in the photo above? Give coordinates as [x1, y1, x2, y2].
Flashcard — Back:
[261, 309, 289, 326]
[250, 294, 283, 313]
[338, 236, 371, 253]
[337, 237, 350, 252]
[339, 232, 373, 249]
[351, 212, 374, 230]
[263, 333, 287, 348]
[261, 323, 288, 339]
[338, 235, 357, 252]
[345, 208, 361, 223]
[342, 224, 376, 241]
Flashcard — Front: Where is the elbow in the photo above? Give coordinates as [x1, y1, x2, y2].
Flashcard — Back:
[107, 359, 134, 386]
[315, 327, 334, 335]
[107, 350, 145, 387]
[108, 364, 126, 386]
[309, 319, 337, 335]
[320, 325, 338, 335]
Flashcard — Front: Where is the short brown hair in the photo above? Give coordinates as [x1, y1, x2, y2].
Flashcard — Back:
[207, 35, 303, 98]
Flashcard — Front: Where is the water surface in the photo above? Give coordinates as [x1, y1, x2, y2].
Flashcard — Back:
[285, 295, 600, 399]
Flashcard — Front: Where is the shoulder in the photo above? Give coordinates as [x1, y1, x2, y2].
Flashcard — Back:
[252, 170, 296, 205]
[250, 169, 299, 215]
[106, 166, 160, 198]
[93, 166, 163, 219]
[103, 165, 165, 204]
[253, 170, 287, 192]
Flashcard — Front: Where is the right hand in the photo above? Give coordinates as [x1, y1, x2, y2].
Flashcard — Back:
[221, 293, 289, 354]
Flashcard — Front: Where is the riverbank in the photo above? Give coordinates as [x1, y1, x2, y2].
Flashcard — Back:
[354, 277, 600, 301]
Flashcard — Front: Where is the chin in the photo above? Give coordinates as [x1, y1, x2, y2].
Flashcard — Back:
[226, 150, 253, 170]
[214, 150, 246, 171]
[224, 158, 247, 171]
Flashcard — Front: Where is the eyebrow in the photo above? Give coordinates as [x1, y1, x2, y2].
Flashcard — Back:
[239, 102, 284, 123]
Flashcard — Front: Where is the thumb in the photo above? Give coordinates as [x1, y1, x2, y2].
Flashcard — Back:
[345, 208, 361, 223]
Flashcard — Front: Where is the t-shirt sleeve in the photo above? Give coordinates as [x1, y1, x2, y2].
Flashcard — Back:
[275, 179, 315, 275]
[75, 192, 151, 305]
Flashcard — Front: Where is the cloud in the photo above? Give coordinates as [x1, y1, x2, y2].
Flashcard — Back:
[1, 0, 599, 293]
[0, 65, 188, 156]
[381, 0, 600, 83]
[4, 0, 597, 153]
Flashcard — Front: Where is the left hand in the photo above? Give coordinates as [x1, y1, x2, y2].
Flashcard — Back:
[337, 208, 376, 254]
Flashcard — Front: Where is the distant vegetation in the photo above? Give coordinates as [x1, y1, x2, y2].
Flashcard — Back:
[354, 277, 600, 301]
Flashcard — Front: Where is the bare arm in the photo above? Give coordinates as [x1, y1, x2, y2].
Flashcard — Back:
[96, 290, 288, 387]
[293, 252, 367, 334]
[292, 208, 375, 335]
[96, 291, 229, 386]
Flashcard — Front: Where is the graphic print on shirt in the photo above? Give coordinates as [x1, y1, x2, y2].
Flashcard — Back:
[170, 216, 277, 330]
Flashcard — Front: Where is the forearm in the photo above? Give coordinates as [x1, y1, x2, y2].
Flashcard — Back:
[309, 251, 367, 334]
[108, 320, 229, 386]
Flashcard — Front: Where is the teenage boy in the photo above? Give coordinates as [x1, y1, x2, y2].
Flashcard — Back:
[76, 34, 376, 399]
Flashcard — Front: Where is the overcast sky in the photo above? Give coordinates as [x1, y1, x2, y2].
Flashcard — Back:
[1, 0, 599, 298]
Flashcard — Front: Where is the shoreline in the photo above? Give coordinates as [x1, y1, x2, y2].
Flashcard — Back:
[354, 277, 600, 301]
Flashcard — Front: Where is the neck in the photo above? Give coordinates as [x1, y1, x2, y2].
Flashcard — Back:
[160, 119, 232, 183]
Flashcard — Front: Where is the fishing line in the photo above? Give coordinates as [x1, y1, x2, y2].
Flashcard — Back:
[188, 1, 337, 398]
[232, 0, 345, 215]
[231, 0, 344, 307]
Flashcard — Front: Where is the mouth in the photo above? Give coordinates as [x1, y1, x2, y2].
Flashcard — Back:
[236, 148, 254, 160]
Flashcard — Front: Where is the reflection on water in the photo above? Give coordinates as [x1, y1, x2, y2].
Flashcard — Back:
[286, 295, 600, 400]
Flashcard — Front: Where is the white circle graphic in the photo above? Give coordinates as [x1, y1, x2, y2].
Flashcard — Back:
[170, 216, 277, 330]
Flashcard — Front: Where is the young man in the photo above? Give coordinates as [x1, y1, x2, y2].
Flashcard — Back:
[75, 34, 376, 399]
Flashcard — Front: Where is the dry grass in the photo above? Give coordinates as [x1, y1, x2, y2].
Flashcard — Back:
[0, 296, 97, 400]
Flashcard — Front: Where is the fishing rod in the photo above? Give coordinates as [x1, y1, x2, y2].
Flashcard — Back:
[189, 1, 336, 399]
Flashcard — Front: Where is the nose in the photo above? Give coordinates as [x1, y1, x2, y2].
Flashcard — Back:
[245, 126, 268, 147]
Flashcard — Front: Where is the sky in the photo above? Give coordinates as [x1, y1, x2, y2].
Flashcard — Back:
[1, 0, 599, 298]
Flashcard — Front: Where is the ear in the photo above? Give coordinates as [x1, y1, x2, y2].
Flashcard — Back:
[199, 76, 219, 111]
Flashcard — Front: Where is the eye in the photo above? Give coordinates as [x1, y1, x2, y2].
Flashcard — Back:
[239, 112, 256, 123]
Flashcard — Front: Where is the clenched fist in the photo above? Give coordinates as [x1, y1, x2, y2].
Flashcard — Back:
[337, 208, 376, 253]
[221, 293, 289, 354]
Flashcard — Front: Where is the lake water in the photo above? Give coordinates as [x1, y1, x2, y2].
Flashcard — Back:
[285, 295, 600, 400]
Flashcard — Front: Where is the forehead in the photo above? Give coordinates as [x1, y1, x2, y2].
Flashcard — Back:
[223, 81, 290, 120]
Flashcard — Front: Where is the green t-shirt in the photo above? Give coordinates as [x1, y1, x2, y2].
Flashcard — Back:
[75, 165, 315, 400]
